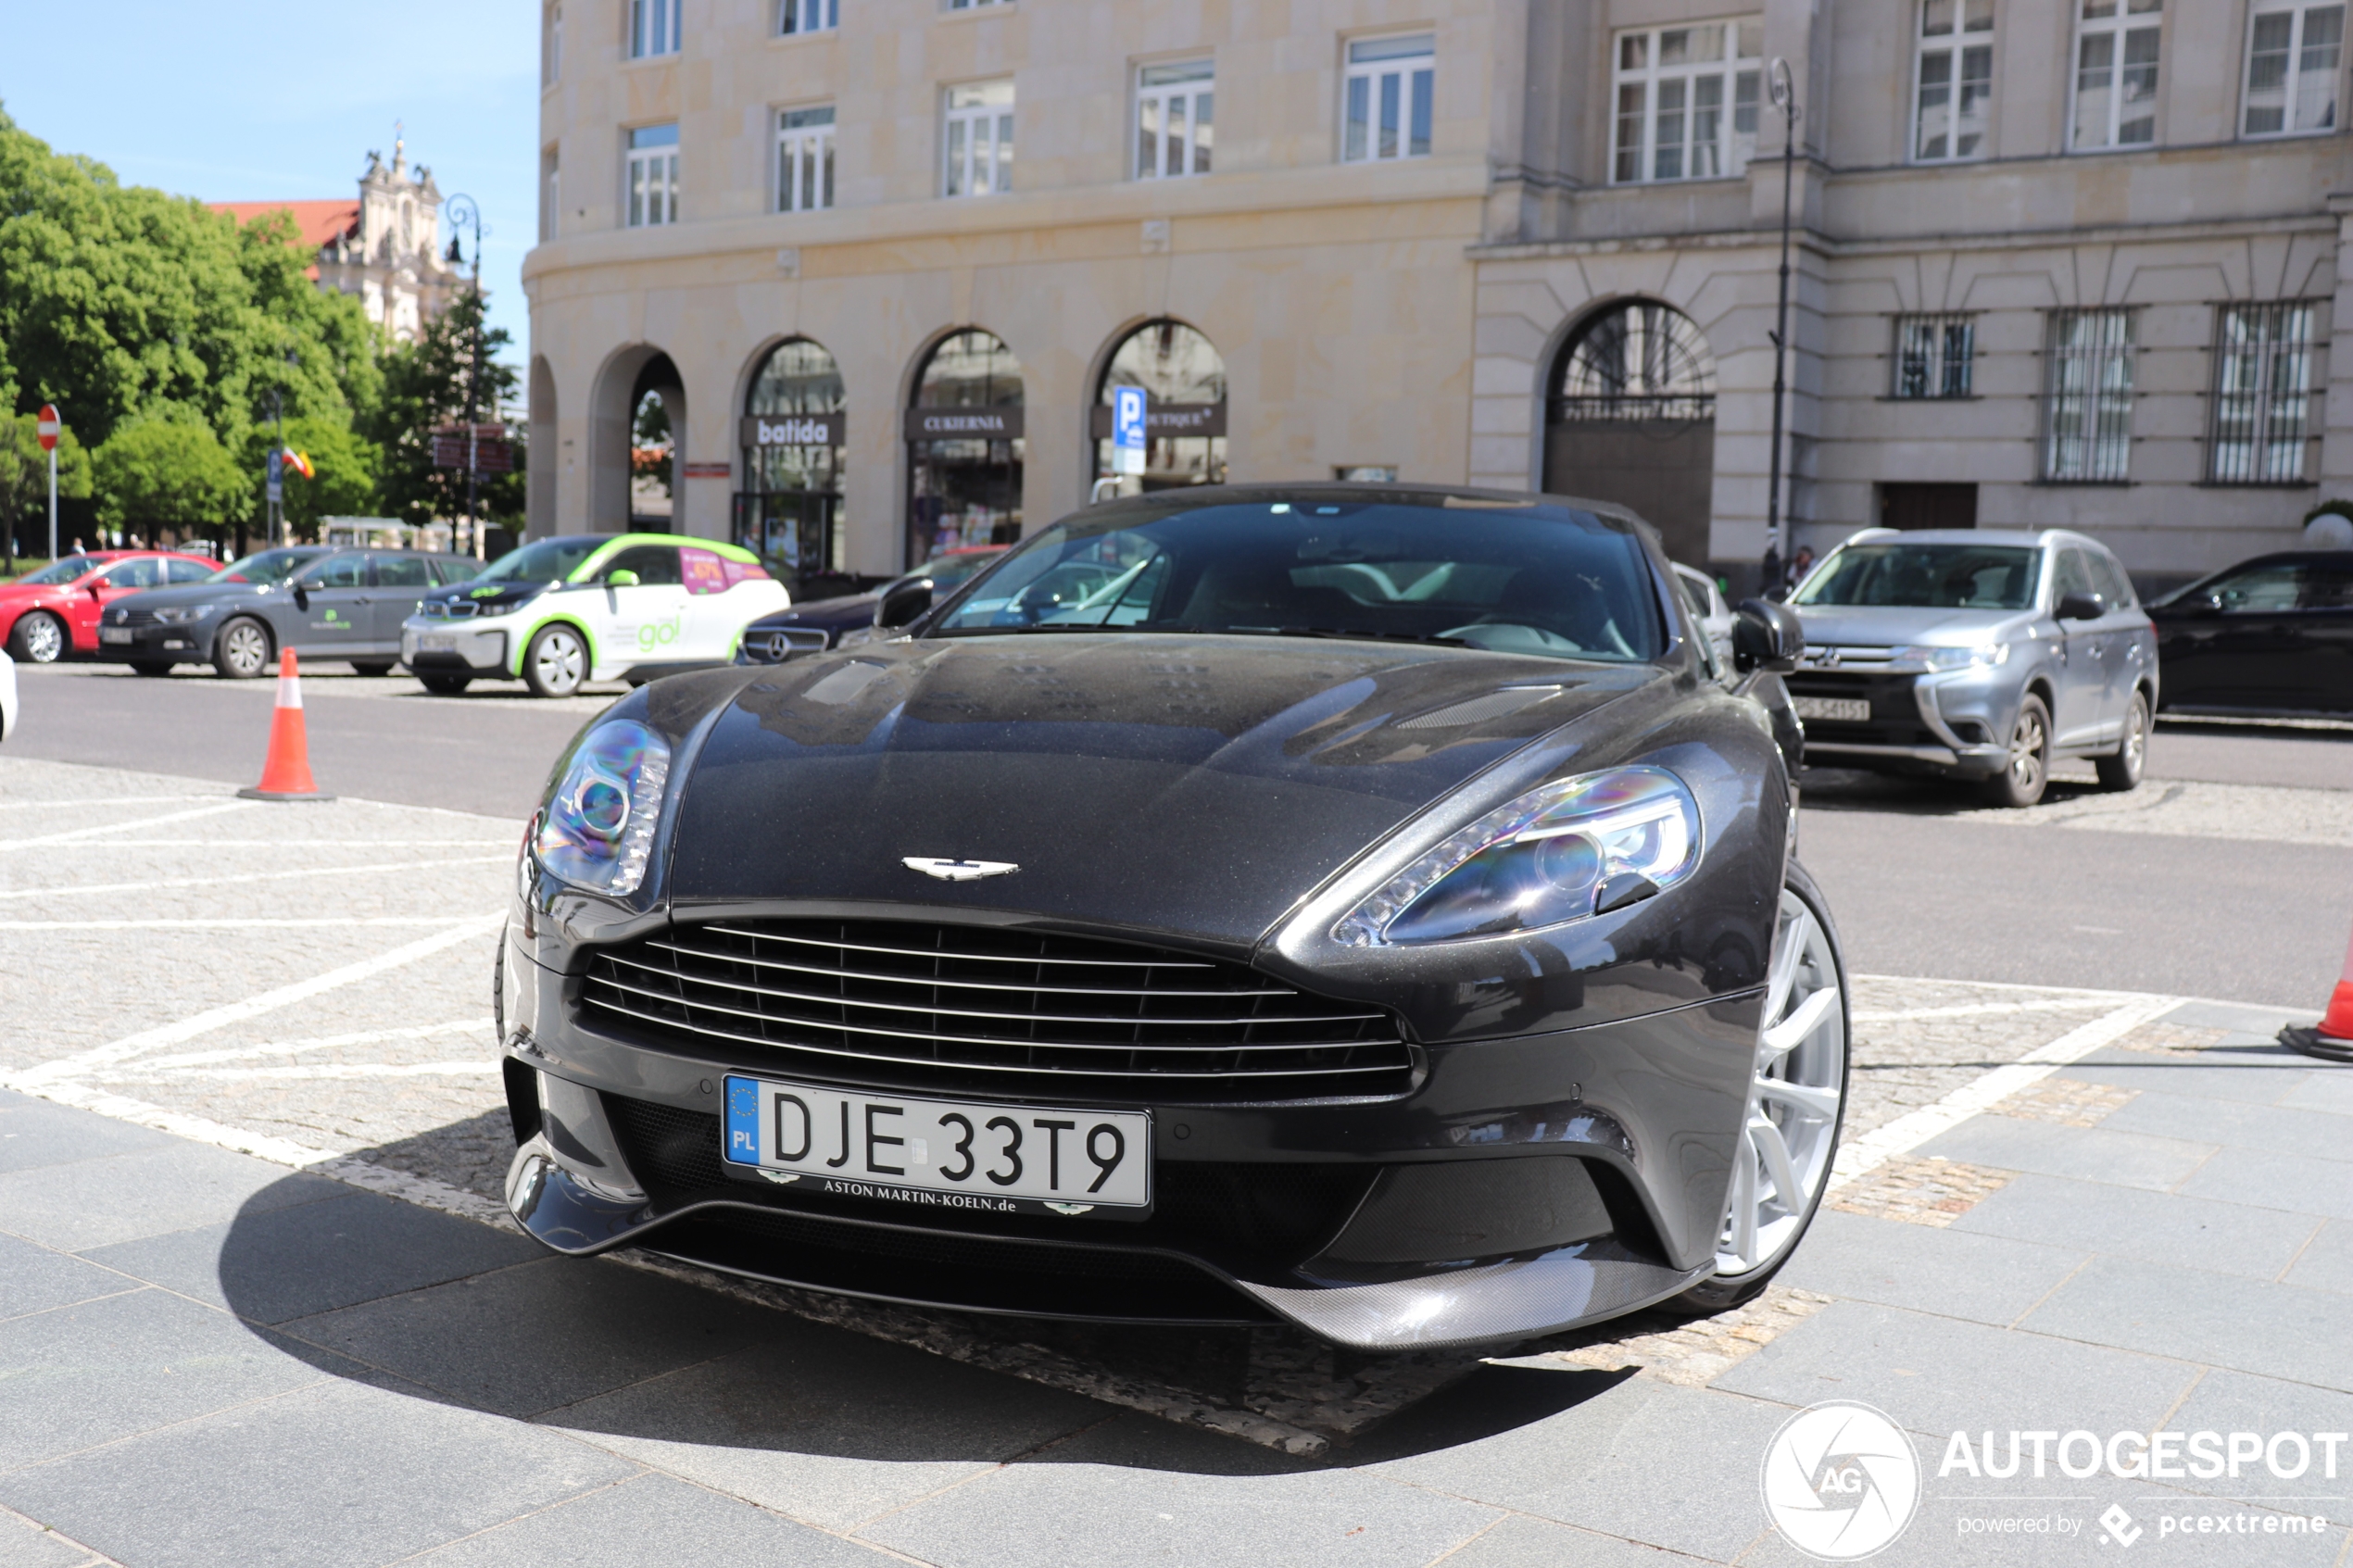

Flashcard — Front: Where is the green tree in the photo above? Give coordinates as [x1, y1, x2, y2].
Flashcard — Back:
[0, 411, 93, 554]
[366, 289, 523, 527]
[93, 410, 247, 536]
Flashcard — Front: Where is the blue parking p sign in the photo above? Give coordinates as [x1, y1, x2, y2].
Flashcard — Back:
[1112, 385, 1147, 475]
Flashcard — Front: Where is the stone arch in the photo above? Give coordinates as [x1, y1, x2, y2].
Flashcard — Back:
[1541, 298, 1718, 567]
[1087, 318, 1227, 498]
[586, 344, 686, 532]
[736, 336, 848, 591]
[904, 327, 1024, 567]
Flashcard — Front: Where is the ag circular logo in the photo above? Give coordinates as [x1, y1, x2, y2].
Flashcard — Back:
[1760, 1400, 1921, 1561]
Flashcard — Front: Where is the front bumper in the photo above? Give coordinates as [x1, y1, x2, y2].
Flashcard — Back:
[497, 925, 1751, 1351]
[401, 619, 510, 674]
[1785, 666, 2016, 779]
[94, 620, 217, 663]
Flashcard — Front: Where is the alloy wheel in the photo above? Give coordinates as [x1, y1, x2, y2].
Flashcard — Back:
[17, 613, 63, 664]
[2006, 706, 2047, 796]
[529, 627, 585, 696]
[1715, 886, 1848, 1278]
[218, 620, 270, 679]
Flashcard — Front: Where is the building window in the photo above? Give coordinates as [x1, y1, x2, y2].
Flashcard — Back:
[1342, 34, 1434, 163]
[1611, 20, 1763, 183]
[1915, 0, 1994, 160]
[2071, 0, 2162, 150]
[945, 0, 1007, 9]
[778, 107, 835, 211]
[1893, 313, 1976, 397]
[2209, 300, 2317, 484]
[780, 0, 837, 31]
[541, 146, 560, 241]
[943, 82, 1013, 196]
[544, 3, 562, 84]
[625, 123, 679, 228]
[2043, 307, 2136, 483]
[2244, 4, 2344, 136]
[1139, 60, 1213, 179]
[630, 0, 681, 57]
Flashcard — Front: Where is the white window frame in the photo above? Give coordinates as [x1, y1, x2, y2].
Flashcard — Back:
[779, 0, 837, 34]
[777, 107, 836, 212]
[2070, 0, 2163, 152]
[2242, 3, 2345, 138]
[945, 0, 1008, 9]
[544, 3, 563, 85]
[624, 124, 679, 228]
[942, 82, 1013, 197]
[1137, 60, 1213, 180]
[1341, 33, 1435, 165]
[541, 145, 560, 241]
[629, 0, 680, 59]
[2043, 307, 2137, 483]
[1912, 0, 1994, 162]
[1609, 19, 1763, 184]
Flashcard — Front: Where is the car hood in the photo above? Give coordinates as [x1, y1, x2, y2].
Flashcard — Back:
[747, 590, 879, 633]
[107, 583, 265, 611]
[666, 634, 1661, 946]
[1791, 603, 2036, 646]
[423, 582, 552, 615]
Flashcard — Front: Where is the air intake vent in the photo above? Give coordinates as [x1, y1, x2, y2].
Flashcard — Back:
[579, 918, 1416, 1102]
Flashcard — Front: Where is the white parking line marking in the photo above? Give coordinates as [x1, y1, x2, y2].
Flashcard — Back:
[0, 917, 501, 931]
[0, 794, 216, 811]
[142, 1020, 491, 1071]
[0, 799, 258, 849]
[23, 1079, 339, 1166]
[1827, 993, 2182, 1189]
[15, 838, 517, 849]
[1851, 997, 2121, 1022]
[7, 914, 507, 1091]
[110, 1061, 500, 1083]
[0, 854, 511, 901]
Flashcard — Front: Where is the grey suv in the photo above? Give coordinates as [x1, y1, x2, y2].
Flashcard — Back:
[1782, 528, 2158, 806]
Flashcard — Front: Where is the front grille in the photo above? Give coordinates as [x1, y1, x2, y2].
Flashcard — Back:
[421, 600, 479, 619]
[113, 608, 160, 628]
[580, 918, 1415, 1101]
[1798, 644, 1903, 671]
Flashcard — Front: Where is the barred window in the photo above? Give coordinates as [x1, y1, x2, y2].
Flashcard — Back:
[1893, 314, 1976, 398]
[2043, 307, 2136, 483]
[2209, 301, 2317, 484]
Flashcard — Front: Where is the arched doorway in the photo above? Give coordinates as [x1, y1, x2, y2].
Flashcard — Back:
[736, 338, 846, 596]
[1091, 320, 1227, 498]
[588, 345, 686, 532]
[526, 356, 557, 543]
[906, 329, 1023, 567]
[1543, 301, 1717, 566]
[628, 355, 683, 527]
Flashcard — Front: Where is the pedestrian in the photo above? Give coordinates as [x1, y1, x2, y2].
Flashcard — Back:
[1760, 542, 1783, 601]
[1790, 545, 1816, 591]
[69, 536, 85, 558]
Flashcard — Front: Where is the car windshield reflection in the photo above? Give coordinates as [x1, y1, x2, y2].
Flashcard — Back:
[930, 498, 1665, 662]
[1794, 544, 2042, 610]
[475, 537, 605, 584]
[208, 549, 322, 586]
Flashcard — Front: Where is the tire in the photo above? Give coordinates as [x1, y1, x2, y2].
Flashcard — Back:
[522, 623, 587, 698]
[7, 611, 65, 665]
[350, 660, 396, 678]
[1978, 692, 2052, 809]
[129, 660, 174, 678]
[419, 673, 472, 696]
[213, 617, 272, 679]
[1672, 860, 1851, 1314]
[2096, 688, 2150, 793]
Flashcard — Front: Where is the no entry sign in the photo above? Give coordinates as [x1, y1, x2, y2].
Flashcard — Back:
[34, 405, 58, 452]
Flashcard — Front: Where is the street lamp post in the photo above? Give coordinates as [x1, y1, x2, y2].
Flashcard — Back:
[444, 194, 486, 558]
[1765, 57, 1801, 596]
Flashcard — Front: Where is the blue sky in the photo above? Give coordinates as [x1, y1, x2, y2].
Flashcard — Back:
[1, 0, 539, 366]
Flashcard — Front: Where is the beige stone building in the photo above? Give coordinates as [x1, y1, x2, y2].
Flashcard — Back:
[522, 0, 2353, 590]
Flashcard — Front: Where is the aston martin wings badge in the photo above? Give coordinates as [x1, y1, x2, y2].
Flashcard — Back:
[902, 857, 1020, 882]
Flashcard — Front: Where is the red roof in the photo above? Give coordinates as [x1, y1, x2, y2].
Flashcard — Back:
[211, 200, 359, 252]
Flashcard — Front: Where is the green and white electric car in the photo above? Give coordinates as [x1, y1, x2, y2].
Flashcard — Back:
[400, 533, 789, 696]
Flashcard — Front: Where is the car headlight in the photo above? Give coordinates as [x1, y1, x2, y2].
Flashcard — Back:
[1908, 643, 2008, 671]
[1333, 766, 1702, 947]
[151, 607, 207, 625]
[532, 720, 672, 896]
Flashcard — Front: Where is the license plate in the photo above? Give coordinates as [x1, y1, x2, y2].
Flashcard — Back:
[99, 628, 132, 644]
[723, 1074, 1151, 1214]
[1793, 696, 1870, 722]
[417, 633, 456, 652]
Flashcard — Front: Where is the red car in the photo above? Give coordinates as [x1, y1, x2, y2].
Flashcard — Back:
[2, 551, 223, 664]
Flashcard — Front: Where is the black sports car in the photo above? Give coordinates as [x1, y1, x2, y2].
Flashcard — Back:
[497, 483, 1846, 1350]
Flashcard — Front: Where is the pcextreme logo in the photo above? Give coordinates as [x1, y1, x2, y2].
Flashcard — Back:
[1761, 1401, 1922, 1561]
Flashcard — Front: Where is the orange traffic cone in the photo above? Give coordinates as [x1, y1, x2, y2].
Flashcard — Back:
[2281, 917, 2353, 1063]
[236, 647, 333, 803]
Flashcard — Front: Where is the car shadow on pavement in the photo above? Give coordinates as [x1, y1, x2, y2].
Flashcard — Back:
[206, 1169, 1630, 1474]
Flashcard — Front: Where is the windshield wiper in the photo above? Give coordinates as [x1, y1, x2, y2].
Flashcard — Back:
[1240, 625, 1478, 648]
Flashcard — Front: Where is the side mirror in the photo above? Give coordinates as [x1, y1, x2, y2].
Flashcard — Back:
[87, 582, 104, 598]
[2056, 591, 2105, 621]
[875, 577, 936, 631]
[290, 583, 310, 609]
[605, 569, 640, 588]
[1732, 597, 1805, 673]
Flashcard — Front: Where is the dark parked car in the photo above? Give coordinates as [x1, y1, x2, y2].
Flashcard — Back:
[736, 546, 1008, 662]
[98, 547, 480, 677]
[498, 483, 1845, 1351]
[2147, 551, 2353, 717]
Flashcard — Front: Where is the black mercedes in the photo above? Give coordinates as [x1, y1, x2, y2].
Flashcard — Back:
[497, 483, 1848, 1351]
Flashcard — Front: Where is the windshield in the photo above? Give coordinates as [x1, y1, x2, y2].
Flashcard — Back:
[208, 549, 321, 586]
[16, 556, 94, 586]
[931, 498, 1665, 662]
[476, 537, 606, 584]
[1795, 544, 2043, 611]
[922, 549, 1008, 590]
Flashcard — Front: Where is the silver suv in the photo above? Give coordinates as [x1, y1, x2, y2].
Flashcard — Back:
[1782, 528, 2158, 806]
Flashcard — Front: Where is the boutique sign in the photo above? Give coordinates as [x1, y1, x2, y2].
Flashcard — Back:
[740, 414, 845, 447]
[1088, 402, 1225, 437]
